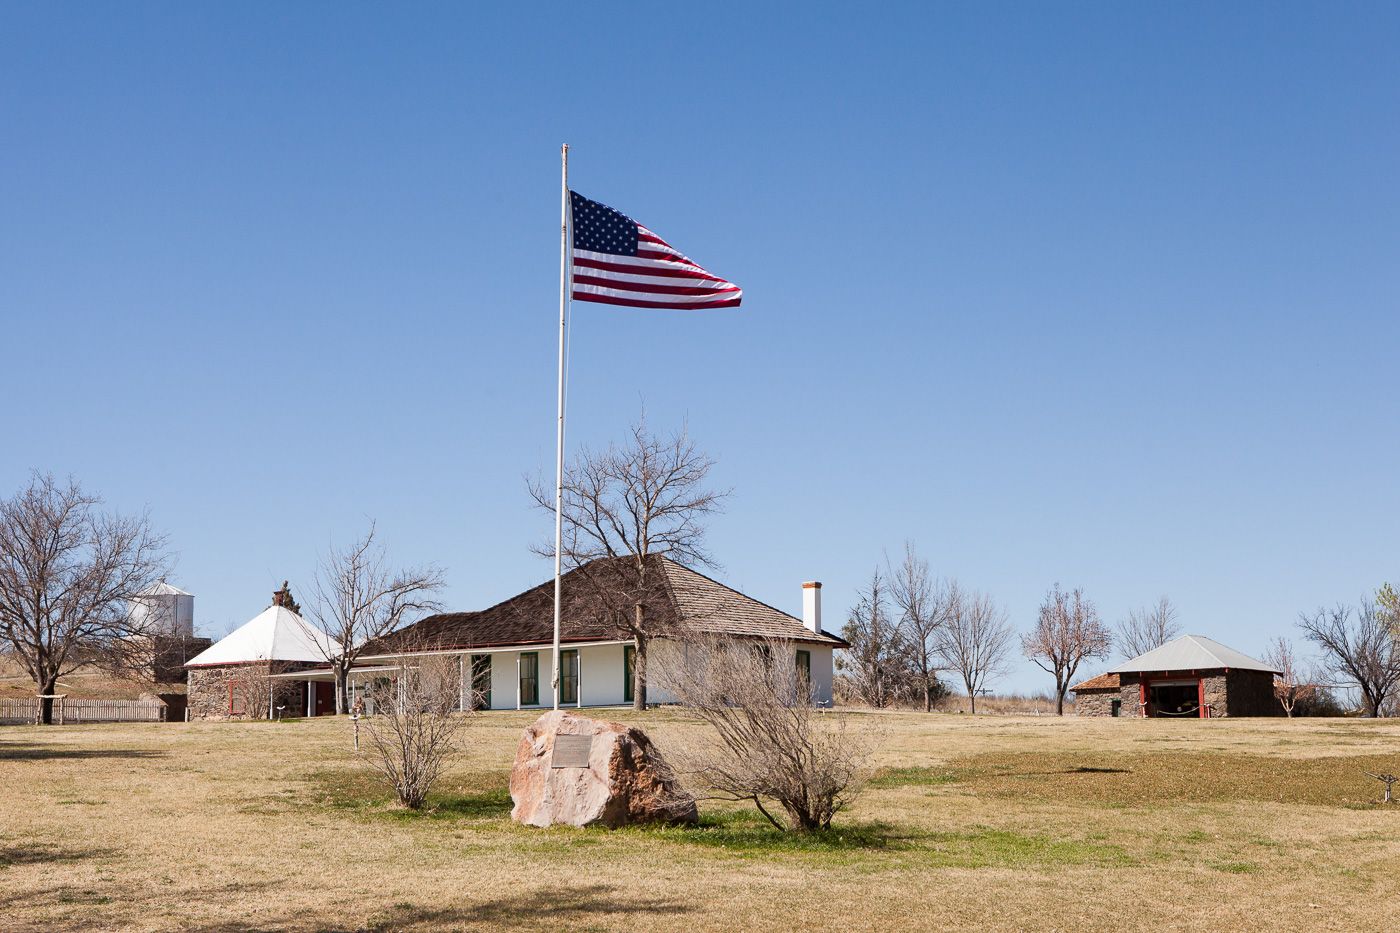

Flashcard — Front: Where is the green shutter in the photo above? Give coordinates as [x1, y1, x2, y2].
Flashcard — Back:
[519, 652, 539, 706]
[796, 649, 811, 683]
[623, 645, 635, 703]
[561, 649, 579, 704]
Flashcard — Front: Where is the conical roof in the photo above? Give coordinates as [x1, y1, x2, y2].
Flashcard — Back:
[186, 606, 335, 666]
[1108, 634, 1277, 674]
[142, 581, 193, 597]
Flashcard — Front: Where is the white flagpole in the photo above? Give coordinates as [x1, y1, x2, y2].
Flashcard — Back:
[552, 143, 570, 711]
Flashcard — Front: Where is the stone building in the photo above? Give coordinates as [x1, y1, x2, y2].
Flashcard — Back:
[184, 589, 336, 720]
[1072, 634, 1281, 718]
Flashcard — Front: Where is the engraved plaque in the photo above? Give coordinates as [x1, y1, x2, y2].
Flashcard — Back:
[551, 733, 594, 768]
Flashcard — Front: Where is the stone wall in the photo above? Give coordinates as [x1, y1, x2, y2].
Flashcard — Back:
[187, 662, 307, 720]
[1074, 690, 1119, 717]
[1225, 669, 1282, 717]
[1112, 669, 1282, 718]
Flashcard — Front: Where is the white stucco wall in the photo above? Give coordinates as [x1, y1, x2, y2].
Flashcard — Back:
[443, 639, 835, 711]
[578, 644, 627, 707]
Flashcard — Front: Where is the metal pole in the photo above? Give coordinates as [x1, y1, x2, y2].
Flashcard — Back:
[552, 143, 570, 711]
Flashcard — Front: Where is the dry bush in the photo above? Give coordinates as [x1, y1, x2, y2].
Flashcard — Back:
[359, 653, 467, 809]
[657, 635, 872, 831]
[227, 665, 273, 720]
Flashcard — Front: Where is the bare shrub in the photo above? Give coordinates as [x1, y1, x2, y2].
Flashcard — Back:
[657, 636, 871, 832]
[227, 664, 273, 719]
[1263, 636, 1316, 718]
[359, 653, 467, 809]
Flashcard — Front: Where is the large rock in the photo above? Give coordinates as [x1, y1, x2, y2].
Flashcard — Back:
[510, 710, 698, 828]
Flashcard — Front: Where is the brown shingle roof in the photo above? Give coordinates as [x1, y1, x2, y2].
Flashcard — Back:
[1070, 672, 1120, 692]
[363, 555, 847, 655]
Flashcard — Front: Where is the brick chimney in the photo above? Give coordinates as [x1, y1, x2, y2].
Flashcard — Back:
[802, 581, 822, 634]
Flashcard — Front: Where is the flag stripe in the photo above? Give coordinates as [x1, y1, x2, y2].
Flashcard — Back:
[572, 273, 739, 297]
[572, 291, 742, 310]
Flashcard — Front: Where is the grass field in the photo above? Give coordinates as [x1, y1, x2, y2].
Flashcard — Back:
[2, 711, 1398, 932]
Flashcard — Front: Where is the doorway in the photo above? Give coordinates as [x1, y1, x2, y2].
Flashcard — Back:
[313, 681, 336, 716]
[1147, 680, 1201, 718]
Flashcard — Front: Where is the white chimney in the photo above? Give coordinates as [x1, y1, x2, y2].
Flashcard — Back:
[802, 581, 822, 634]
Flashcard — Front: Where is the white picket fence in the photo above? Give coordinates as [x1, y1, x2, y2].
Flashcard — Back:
[0, 697, 166, 724]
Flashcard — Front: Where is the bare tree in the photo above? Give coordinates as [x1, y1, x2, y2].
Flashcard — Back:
[528, 418, 728, 710]
[888, 543, 955, 712]
[1115, 596, 1180, 659]
[0, 474, 169, 724]
[937, 587, 1015, 714]
[227, 662, 274, 720]
[1023, 584, 1111, 716]
[657, 636, 870, 831]
[1262, 636, 1315, 718]
[306, 523, 445, 714]
[359, 652, 468, 809]
[1299, 601, 1400, 718]
[837, 569, 909, 708]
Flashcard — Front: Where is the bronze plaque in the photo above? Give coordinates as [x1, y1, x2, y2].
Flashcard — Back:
[551, 734, 594, 768]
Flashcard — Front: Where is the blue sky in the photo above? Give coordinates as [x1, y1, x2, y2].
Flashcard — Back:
[2, 2, 1397, 693]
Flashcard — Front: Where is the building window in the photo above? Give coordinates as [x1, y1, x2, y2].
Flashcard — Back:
[623, 645, 635, 703]
[561, 649, 579, 705]
[796, 649, 811, 685]
[1110, 698, 1121, 718]
[471, 654, 492, 710]
[519, 652, 539, 706]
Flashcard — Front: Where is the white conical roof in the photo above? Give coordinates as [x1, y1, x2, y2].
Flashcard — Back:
[186, 606, 336, 666]
[142, 581, 193, 597]
[1109, 634, 1277, 674]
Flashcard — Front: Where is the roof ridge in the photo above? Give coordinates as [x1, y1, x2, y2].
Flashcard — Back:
[656, 555, 806, 626]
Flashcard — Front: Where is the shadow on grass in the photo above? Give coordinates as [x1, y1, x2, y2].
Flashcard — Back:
[623, 808, 903, 853]
[0, 843, 120, 869]
[186, 884, 695, 932]
[0, 744, 166, 761]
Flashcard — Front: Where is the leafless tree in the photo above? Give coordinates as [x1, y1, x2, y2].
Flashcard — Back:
[0, 474, 169, 724]
[528, 418, 728, 710]
[657, 635, 870, 831]
[1023, 584, 1112, 716]
[1299, 600, 1400, 718]
[837, 569, 909, 708]
[306, 523, 445, 714]
[1262, 636, 1315, 718]
[1115, 596, 1180, 659]
[937, 587, 1015, 714]
[359, 652, 469, 809]
[227, 663, 274, 720]
[888, 543, 955, 712]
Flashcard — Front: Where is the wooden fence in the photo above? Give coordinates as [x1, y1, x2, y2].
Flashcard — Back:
[0, 697, 166, 725]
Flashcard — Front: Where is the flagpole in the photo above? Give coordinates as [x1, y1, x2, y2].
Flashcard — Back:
[552, 143, 569, 712]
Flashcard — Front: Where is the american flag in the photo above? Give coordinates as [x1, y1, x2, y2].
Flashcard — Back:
[569, 191, 742, 309]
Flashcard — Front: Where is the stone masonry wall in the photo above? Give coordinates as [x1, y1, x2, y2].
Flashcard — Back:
[1226, 669, 1282, 717]
[187, 662, 306, 720]
[1074, 690, 1119, 717]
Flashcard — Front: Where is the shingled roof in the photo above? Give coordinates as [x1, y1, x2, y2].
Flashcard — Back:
[363, 555, 847, 656]
[1070, 672, 1120, 692]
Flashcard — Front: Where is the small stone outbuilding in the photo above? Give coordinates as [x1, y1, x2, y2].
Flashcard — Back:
[184, 591, 337, 720]
[1072, 634, 1282, 718]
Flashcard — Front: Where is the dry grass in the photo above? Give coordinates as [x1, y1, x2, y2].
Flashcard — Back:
[1, 711, 1398, 931]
